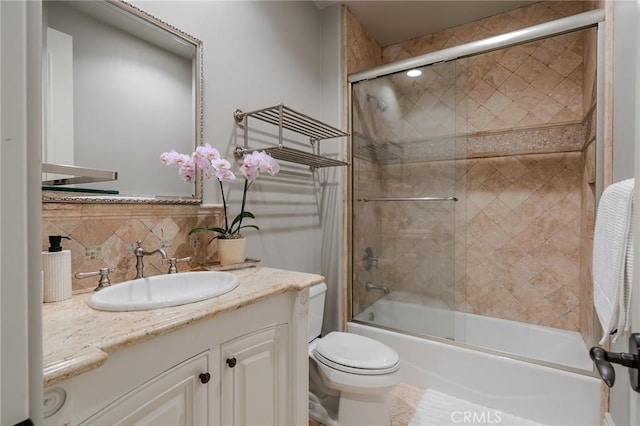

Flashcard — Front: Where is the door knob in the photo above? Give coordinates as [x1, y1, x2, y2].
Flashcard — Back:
[590, 333, 640, 392]
[226, 357, 237, 368]
[199, 372, 211, 384]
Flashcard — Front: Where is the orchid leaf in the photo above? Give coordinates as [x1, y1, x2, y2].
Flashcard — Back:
[188, 226, 227, 235]
[238, 225, 260, 231]
[231, 211, 255, 227]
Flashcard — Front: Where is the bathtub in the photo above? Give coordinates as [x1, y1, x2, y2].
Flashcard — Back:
[354, 298, 593, 370]
[350, 300, 602, 426]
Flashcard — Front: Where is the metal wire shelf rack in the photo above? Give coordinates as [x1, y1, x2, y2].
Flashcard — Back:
[233, 103, 348, 169]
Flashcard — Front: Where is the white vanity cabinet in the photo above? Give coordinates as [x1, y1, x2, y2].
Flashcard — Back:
[81, 351, 209, 425]
[221, 324, 288, 426]
[43, 289, 310, 426]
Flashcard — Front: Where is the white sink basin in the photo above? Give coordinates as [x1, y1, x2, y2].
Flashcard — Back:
[88, 271, 239, 312]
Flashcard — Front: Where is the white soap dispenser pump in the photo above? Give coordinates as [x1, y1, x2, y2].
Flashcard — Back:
[42, 235, 72, 302]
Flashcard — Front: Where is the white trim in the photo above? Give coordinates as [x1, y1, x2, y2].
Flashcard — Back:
[26, 0, 43, 419]
[0, 0, 3, 421]
[348, 9, 605, 82]
[0, 1, 30, 423]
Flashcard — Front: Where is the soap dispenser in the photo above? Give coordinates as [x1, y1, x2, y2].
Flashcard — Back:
[42, 235, 72, 302]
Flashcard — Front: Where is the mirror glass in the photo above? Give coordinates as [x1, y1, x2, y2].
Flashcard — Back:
[42, 0, 202, 202]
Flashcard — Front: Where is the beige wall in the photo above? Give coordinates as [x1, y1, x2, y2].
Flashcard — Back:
[348, 1, 597, 333]
[351, 157, 384, 315]
[345, 4, 384, 316]
[382, 2, 586, 64]
[376, 2, 589, 140]
[458, 152, 582, 329]
[579, 19, 599, 346]
[344, 6, 382, 74]
[42, 203, 223, 293]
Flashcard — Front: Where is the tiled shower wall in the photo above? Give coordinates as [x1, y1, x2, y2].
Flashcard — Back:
[344, 4, 384, 316]
[353, 151, 584, 330]
[42, 203, 224, 293]
[382, 2, 587, 65]
[456, 153, 582, 329]
[579, 19, 599, 345]
[348, 1, 597, 332]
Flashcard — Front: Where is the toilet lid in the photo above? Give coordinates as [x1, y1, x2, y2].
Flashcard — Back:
[313, 332, 399, 374]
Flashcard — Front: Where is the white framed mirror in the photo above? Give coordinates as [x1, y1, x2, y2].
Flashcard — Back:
[42, 0, 203, 203]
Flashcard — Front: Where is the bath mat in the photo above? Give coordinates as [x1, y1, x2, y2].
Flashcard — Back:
[390, 383, 425, 426]
[409, 389, 549, 426]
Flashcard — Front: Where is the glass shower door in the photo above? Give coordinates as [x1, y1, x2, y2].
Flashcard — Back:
[351, 60, 462, 341]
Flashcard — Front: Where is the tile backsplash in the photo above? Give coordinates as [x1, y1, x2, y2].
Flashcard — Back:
[42, 203, 224, 293]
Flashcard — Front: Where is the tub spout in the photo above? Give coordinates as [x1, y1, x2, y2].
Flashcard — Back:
[365, 282, 390, 294]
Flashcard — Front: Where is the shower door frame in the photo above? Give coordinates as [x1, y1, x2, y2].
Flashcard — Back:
[346, 8, 606, 369]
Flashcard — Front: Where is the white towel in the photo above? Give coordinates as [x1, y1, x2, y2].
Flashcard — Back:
[409, 389, 549, 426]
[593, 178, 635, 344]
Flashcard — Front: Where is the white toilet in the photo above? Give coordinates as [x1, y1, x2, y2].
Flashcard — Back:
[308, 283, 400, 426]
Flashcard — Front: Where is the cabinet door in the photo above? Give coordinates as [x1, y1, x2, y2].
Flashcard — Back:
[81, 351, 209, 425]
[221, 324, 289, 426]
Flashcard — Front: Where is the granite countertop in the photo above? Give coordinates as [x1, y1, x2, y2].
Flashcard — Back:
[42, 267, 324, 388]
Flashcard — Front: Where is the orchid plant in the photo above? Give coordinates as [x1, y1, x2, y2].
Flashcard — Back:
[161, 144, 280, 239]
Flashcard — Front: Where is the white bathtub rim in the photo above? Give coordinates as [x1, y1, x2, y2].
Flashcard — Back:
[355, 297, 593, 371]
[348, 321, 601, 426]
[349, 319, 598, 379]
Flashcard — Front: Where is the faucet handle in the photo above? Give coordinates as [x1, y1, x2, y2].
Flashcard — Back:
[163, 256, 192, 274]
[75, 267, 116, 291]
[363, 247, 379, 270]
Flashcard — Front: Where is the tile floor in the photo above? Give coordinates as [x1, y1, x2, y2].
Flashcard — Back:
[309, 383, 424, 426]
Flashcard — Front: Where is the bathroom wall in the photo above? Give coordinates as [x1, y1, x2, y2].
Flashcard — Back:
[343, 6, 382, 74]
[348, 1, 597, 331]
[382, 2, 586, 64]
[319, 5, 346, 334]
[361, 149, 583, 330]
[456, 152, 582, 329]
[130, 1, 344, 281]
[42, 1, 345, 324]
[454, 25, 587, 330]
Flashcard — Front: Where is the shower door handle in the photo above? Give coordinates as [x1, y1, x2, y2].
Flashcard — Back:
[590, 333, 640, 392]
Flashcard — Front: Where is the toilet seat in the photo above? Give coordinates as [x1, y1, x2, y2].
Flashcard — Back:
[313, 332, 399, 375]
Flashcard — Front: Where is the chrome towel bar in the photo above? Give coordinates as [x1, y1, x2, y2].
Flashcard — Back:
[358, 196, 458, 202]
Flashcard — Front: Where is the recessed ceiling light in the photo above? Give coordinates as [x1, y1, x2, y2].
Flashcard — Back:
[406, 69, 422, 77]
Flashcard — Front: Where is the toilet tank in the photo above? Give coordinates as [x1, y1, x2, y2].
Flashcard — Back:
[308, 283, 327, 342]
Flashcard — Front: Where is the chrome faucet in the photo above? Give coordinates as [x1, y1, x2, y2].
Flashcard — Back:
[365, 281, 390, 294]
[133, 240, 168, 279]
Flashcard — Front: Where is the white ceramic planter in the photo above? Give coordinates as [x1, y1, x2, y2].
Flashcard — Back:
[218, 237, 246, 265]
